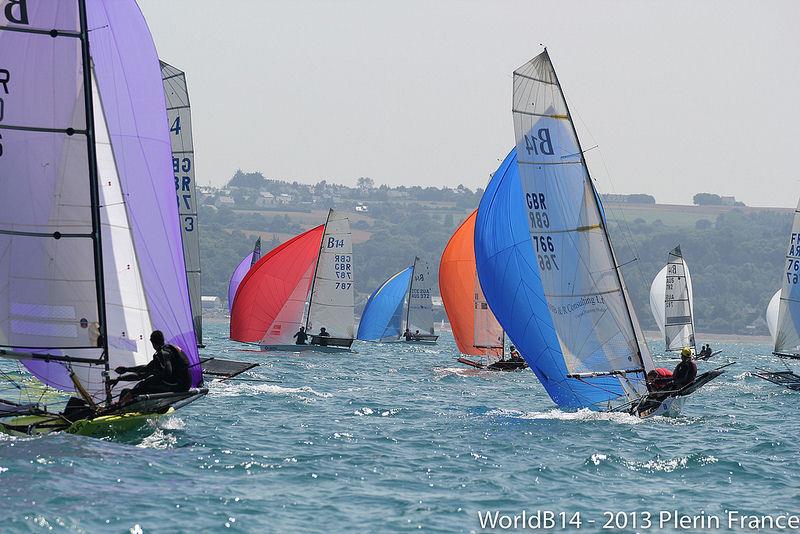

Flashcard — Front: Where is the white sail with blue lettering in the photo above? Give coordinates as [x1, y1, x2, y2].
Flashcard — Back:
[406, 257, 434, 335]
[306, 209, 355, 340]
[512, 50, 652, 394]
[774, 202, 800, 356]
[161, 61, 202, 347]
[649, 246, 695, 352]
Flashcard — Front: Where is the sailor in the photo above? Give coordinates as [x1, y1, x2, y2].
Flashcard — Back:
[646, 367, 673, 391]
[317, 327, 331, 346]
[509, 345, 524, 362]
[403, 328, 412, 341]
[293, 326, 309, 345]
[671, 347, 698, 389]
[701, 344, 712, 358]
[111, 330, 192, 403]
[413, 329, 421, 340]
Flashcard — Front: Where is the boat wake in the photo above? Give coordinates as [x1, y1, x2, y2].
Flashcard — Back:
[485, 407, 682, 425]
[433, 366, 487, 379]
[209, 381, 332, 399]
[587, 452, 720, 473]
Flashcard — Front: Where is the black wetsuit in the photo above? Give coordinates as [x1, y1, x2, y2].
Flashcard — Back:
[294, 330, 309, 345]
[672, 360, 698, 389]
[316, 331, 330, 346]
[117, 345, 192, 397]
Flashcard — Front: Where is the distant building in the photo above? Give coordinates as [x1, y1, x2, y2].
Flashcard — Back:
[355, 204, 369, 213]
[256, 191, 275, 207]
[720, 195, 736, 206]
[215, 194, 234, 208]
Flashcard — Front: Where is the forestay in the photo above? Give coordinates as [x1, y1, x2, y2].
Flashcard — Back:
[775, 198, 800, 356]
[406, 257, 434, 335]
[512, 50, 651, 381]
[306, 210, 355, 339]
[161, 61, 202, 346]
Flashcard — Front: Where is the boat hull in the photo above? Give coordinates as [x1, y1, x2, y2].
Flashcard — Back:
[0, 409, 171, 438]
[259, 344, 353, 353]
[640, 396, 684, 418]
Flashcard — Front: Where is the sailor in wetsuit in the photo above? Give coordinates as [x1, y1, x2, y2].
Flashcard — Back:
[316, 327, 330, 346]
[403, 328, 412, 341]
[646, 368, 673, 391]
[294, 326, 309, 345]
[110, 330, 192, 404]
[509, 345, 524, 363]
[671, 347, 698, 389]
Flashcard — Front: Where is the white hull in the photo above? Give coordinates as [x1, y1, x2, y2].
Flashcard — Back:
[637, 395, 685, 418]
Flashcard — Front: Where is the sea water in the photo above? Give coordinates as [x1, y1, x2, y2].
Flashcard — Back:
[0, 323, 798, 533]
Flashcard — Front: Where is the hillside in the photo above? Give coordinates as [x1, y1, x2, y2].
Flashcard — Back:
[198, 173, 793, 336]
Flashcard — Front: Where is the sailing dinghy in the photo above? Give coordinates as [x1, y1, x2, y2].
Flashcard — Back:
[230, 210, 355, 352]
[649, 246, 720, 360]
[161, 62, 257, 381]
[0, 0, 207, 435]
[357, 257, 439, 344]
[439, 210, 523, 371]
[755, 203, 800, 390]
[473, 50, 724, 417]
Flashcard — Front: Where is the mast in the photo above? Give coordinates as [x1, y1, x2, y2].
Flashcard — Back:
[78, 0, 111, 404]
[405, 257, 418, 332]
[543, 48, 645, 368]
[305, 209, 332, 331]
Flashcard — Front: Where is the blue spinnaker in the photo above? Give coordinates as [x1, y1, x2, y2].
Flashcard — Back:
[474, 150, 627, 409]
[357, 267, 413, 341]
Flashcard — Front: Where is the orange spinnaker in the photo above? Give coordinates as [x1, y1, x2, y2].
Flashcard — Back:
[439, 210, 503, 357]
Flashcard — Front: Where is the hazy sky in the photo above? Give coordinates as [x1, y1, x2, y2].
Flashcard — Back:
[139, 0, 800, 207]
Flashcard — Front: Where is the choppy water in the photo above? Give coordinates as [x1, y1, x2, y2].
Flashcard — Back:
[1, 324, 799, 533]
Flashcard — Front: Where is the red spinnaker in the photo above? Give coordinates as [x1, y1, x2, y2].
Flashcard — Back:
[230, 225, 325, 343]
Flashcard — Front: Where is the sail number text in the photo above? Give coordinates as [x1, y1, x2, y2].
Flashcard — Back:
[523, 128, 554, 156]
[525, 192, 559, 270]
[334, 254, 352, 289]
[787, 234, 800, 284]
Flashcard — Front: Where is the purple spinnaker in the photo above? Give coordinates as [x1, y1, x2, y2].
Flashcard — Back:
[86, 0, 201, 386]
[228, 253, 255, 312]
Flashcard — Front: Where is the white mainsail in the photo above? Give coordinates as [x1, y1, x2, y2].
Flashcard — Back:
[406, 257, 435, 335]
[649, 246, 696, 351]
[512, 51, 653, 404]
[306, 210, 355, 339]
[160, 61, 202, 347]
[774, 199, 800, 356]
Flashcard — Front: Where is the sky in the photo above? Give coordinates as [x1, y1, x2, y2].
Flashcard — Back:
[139, 0, 800, 207]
